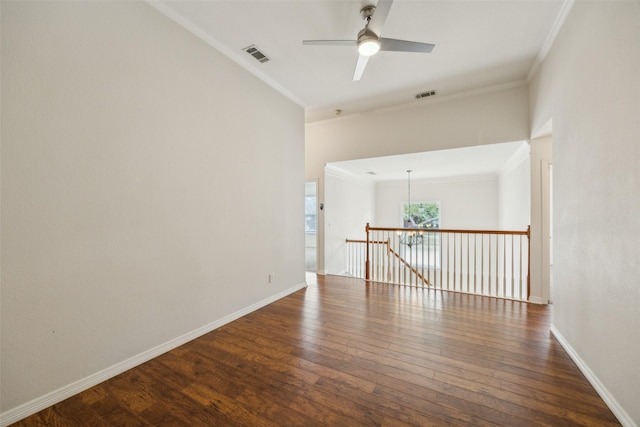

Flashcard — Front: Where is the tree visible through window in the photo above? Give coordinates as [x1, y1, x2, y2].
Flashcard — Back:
[402, 202, 440, 229]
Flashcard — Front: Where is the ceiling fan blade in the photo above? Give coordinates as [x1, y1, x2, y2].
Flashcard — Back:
[353, 54, 370, 81]
[303, 40, 356, 46]
[368, 0, 393, 36]
[380, 38, 435, 53]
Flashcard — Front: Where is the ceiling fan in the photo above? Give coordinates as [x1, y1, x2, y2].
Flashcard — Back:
[302, 0, 435, 81]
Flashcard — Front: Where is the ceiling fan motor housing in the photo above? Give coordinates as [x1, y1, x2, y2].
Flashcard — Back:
[357, 27, 379, 43]
[302, 1, 435, 80]
[357, 27, 381, 56]
[357, 6, 381, 56]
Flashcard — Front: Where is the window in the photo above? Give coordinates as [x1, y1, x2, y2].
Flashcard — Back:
[401, 201, 441, 269]
[402, 202, 440, 229]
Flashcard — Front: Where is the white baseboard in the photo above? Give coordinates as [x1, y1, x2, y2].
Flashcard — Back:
[550, 325, 636, 427]
[529, 296, 547, 304]
[317, 269, 329, 275]
[0, 282, 308, 427]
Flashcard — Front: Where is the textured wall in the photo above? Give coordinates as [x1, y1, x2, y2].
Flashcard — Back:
[1, 1, 304, 416]
[530, 2, 640, 424]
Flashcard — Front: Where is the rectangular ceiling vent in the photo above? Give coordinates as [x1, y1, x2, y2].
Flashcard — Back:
[415, 90, 437, 100]
[243, 45, 270, 64]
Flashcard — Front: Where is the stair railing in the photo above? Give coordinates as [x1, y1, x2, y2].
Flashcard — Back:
[353, 223, 530, 301]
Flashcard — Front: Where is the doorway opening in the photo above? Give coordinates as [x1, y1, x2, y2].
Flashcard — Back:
[305, 181, 318, 272]
[546, 163, 553, 302]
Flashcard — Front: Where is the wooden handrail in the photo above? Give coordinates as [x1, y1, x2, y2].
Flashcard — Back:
[362, 223, 531, 301]
[367, 226, 529, 236]
[346, 239, 387, 244]
[387, 246, 431, 287]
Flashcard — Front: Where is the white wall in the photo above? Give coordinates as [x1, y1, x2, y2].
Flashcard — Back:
[528, 136, 552, 304]
[498, 145, 531, 230]
[0, 1, 304, 421]
[530, 2, 640, 425]
[306, 85, 530, 272]
[375, 176, 499, 230]
[324, 166, 375, 275]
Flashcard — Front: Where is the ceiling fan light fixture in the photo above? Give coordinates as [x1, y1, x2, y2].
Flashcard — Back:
[358, 39, 380, 56]
[302, 0, 435, 80]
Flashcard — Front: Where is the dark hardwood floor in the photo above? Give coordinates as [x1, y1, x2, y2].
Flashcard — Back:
[14, 274, 619, 426]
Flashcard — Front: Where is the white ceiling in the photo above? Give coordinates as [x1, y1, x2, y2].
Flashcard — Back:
[151, 1, 560, 179]
[152, 0, 568, 123]
[329, 140, 529, 182]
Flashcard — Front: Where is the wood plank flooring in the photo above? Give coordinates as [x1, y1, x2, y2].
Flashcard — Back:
[13, 274, 620, 426]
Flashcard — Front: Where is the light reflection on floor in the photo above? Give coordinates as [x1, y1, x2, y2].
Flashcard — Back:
[298, 274, 558, 370]
[305, 271, 318, 286]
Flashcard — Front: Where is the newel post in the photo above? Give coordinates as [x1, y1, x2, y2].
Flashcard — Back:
[365, 223, 370, 281]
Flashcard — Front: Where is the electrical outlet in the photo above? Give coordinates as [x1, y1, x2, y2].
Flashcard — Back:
[268, 273, 275, 283]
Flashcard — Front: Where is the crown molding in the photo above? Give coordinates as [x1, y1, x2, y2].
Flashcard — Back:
[324, 164, 374, 186]
[527, 0, 576, 82]
[146, 1, 306, 108]
[376, 173, 498, 188]
[306, 80, 527, 127]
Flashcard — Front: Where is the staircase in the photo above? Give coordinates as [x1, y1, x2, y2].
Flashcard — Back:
[346, 223, 530, 302]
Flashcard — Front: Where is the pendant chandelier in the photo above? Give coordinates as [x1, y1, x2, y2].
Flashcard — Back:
[400, 169, 423, 248]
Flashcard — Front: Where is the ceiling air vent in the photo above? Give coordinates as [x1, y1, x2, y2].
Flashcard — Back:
[415, 90, 437, 100]
[243, 45, 270, 63]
